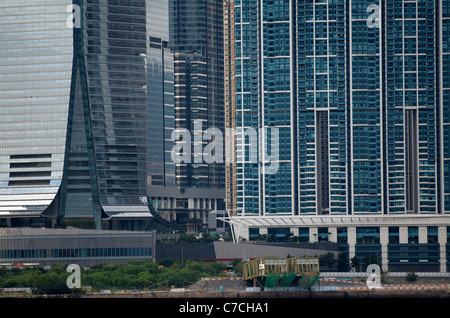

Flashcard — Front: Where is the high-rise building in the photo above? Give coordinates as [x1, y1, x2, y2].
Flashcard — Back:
[224, 0, 237, 214]
[228, 0, 450, 272]
[234, 0, 297, 216]
[146, 0, 176, 188]
[0, 0, 168, 230]
[146, 0, 226, 225]
[169, 0, 225, 189]
[0, 1, 75, 225]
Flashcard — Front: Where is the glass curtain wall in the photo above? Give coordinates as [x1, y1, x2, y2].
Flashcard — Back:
[0, 1, 74, 225]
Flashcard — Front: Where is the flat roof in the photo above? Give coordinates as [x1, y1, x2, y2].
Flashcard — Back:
[0, 227, 154, 237]
[219, 214, 450, 228]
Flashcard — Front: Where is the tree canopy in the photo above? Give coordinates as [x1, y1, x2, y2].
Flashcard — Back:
[0, 260, 227, 295]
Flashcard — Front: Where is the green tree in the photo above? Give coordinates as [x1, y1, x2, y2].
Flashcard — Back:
[20, 269, 44, 287]
[34, 272, 71, 295]
[319, 252, 336, 269]
[336, 252, 350, 272]
[158, 259, 175, 267]
[406, 271, 418, 283]
[362, 253, 380, 271]
[179, 234, 198, 243]
[48, 263, 66, 275]
[350, 256, 360, 271]
[232, 259, 244, 276]
[2, 276, 24, 288]
[0, 260, 231, 293]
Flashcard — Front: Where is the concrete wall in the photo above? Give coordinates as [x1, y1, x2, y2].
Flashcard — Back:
[154, 241, 338, 266]
[213, 242, 338, 261]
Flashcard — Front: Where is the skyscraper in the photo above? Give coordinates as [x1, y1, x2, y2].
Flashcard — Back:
[0, 1, 75, 225]
[0, 0, 163, 230]
[228, 0, 450, 272]
[224, 0, 237, 214]
[146, 0, 226, 226]
[146, 0, 176, 188]
[169, 0, 225, 189]
[234, 0, 297, 216]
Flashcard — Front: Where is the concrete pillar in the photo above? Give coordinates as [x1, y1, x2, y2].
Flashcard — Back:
[380, 227, 389, 272]
[188, 198, 194, 209]
[309, 227, 318, 243]
[202, 211, 207, 224]
[348, 227, 356, 266]
[439, 226, 447, 273]
[419, 226, 428, 244]
[328, 227, 337, 243]
[241, 226, 250, 242]
[233, 223, 249, 242]
[291, 227, 299, 238]
[259, 228, 268, 236]
[399, 226, 408, 244]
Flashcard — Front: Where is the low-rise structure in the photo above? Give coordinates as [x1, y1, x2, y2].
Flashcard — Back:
[0, 228, 156, 267]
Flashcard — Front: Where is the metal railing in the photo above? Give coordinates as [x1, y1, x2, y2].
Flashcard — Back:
[242, 257, 319, 281]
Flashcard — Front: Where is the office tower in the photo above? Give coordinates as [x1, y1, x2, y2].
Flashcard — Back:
[0, 1, 75, 225]
[229, 0, 450, 272]
[169, 0, 225, 189]
[146, 0, 176, 188]
[0, 0, 159, 230]
[146, 0, 226, 226]
[224, 0, 237, 214]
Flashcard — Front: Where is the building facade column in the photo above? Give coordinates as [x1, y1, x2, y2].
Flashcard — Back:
[291, 227, 299, 238]
[235, 223, 249, 242]
[419, 226, 428, 244]
[399, 226, 408, 244]
[380, 226, 389, 272]
[328, 227, 337, 243]
[348, 227, 356, 268]
[259, 227, 268, 237]
[309, 227, 318, 243]
[439, 226, 447, 273]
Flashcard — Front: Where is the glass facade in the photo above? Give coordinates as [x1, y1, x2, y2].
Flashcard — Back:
[224, 0, 237, 213]
[0, 1, 74, 218]
[0, 247, 152, 260]
[442, 1, 450, 213]
[384, 0, 440, 214]
[234, 0, 450, 216]
[146, 0, 176, 188]
[58, 0, 154, 228]
[169, 0, 225, 189]
[79, 0, 150, 214]
[235, 0, 296, 216]
[0, 228, 155, 267]
[0, 0, 178, 229]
